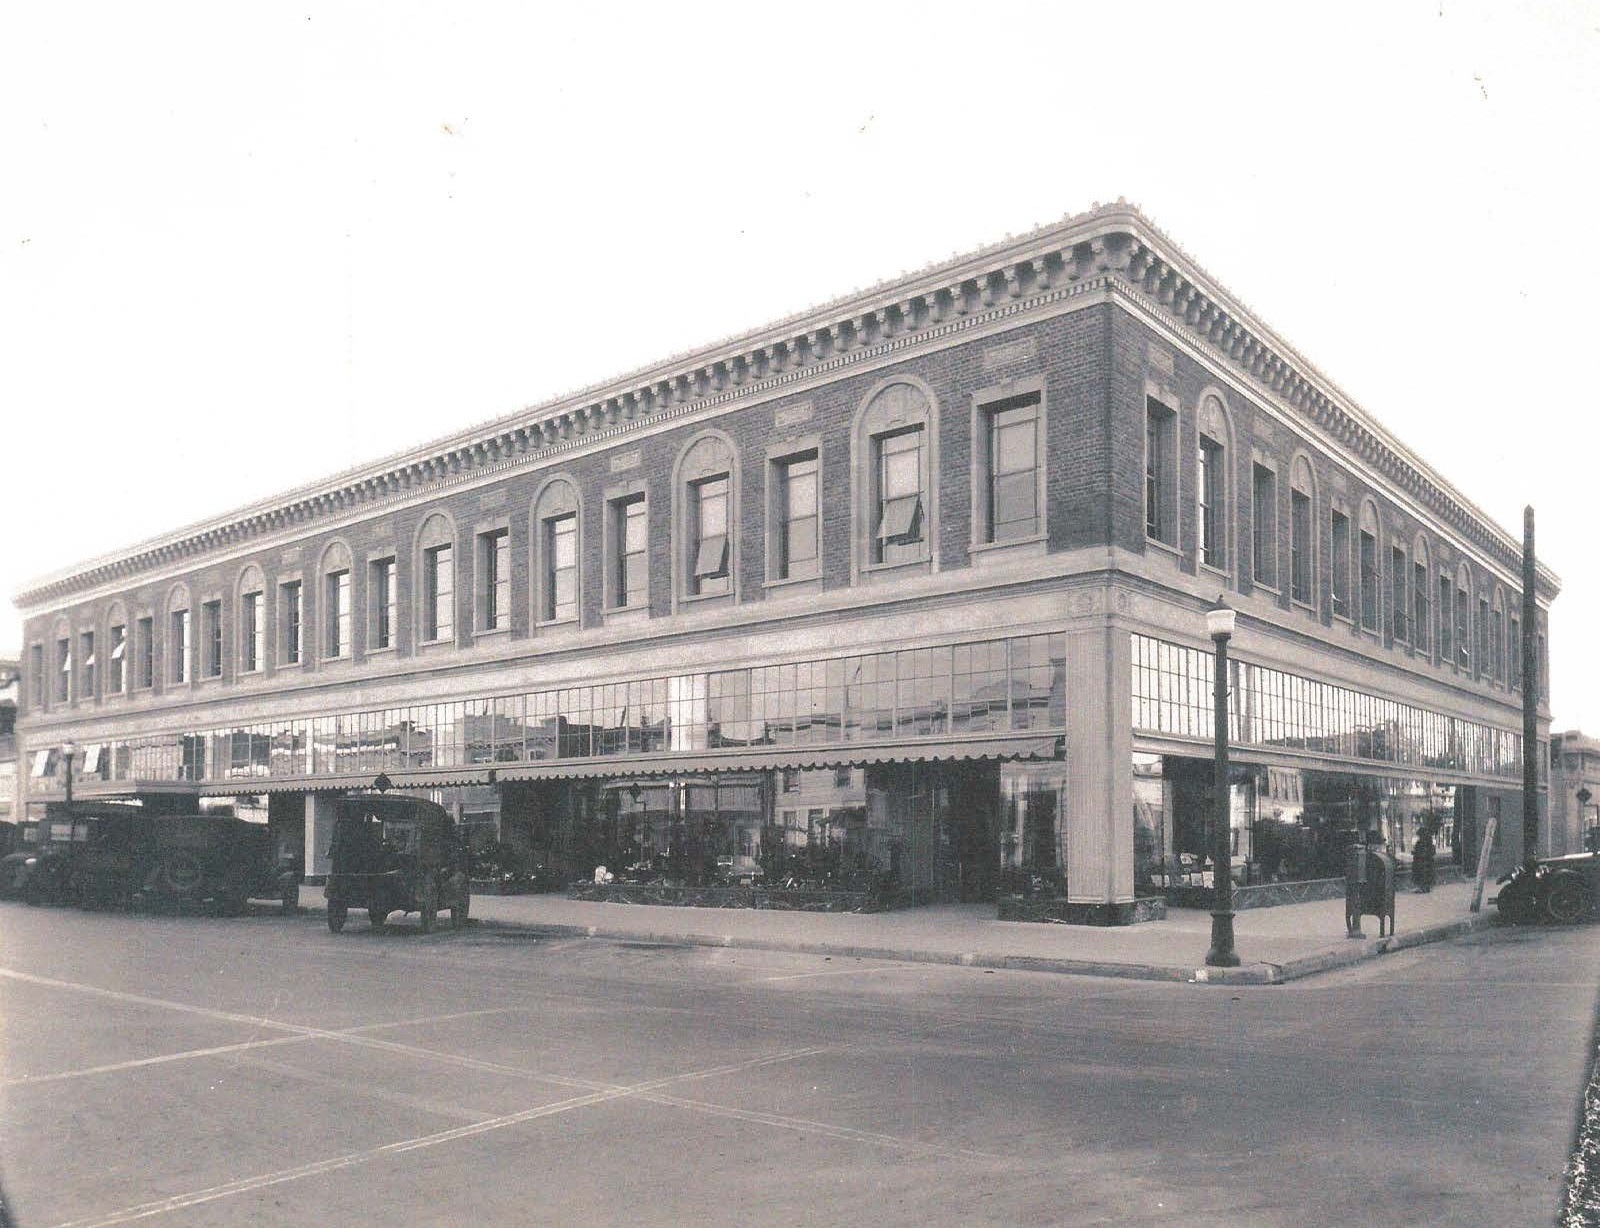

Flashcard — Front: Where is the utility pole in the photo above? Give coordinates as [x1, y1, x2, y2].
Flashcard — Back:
[1522, 506, 1539, 872]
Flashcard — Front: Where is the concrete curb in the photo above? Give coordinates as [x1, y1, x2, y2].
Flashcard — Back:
[465, 910, 1499, 985]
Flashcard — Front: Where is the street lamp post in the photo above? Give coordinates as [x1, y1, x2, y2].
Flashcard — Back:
[1205, 597, 1241, 968]
[61, 740, 78, 809]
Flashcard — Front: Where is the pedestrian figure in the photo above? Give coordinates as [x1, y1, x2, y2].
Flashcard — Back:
[1411, 826, 1435, 894]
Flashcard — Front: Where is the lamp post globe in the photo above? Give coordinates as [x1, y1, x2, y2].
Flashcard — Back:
[1204, 597, 1241, 968]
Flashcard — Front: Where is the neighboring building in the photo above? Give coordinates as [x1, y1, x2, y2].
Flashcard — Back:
[1550, 731, 1600, 856]
[11, 202, 1558, 920]
[0, 658, 17, 837]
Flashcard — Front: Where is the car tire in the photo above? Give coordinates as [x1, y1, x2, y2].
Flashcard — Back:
[1544, 874, 1592, 925]
[369, 909, 387, 930]
[420, 884, 438, 933]
[328, 903, 348, 934]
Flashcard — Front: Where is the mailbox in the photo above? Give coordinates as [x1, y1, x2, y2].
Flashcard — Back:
[1345, 844, 1396, 937]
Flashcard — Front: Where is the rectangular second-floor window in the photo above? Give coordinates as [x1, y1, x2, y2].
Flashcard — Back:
[370, 559, 395, 649]
[1412, 562, 1430, 655]
[1145, 400, 1176, 545]
[1358, 530, 1377, 631]
[79, 631, 96, 698]
[1477, 596, 1490, 678]
[281, 581, 302, 665]
[987, 395, 1040, 543]
[423, 544, 454, 641]
[1438, 575, 1453, 665]
[1251, 464, 1277, 586]
[1198, 436, 1225, 568]
[135, 617, 154, 688]
[775, 453, 818, 581]
[1455, 585, 1471, 670]
[109, 623, 126, 694]
[1390, 546, 1407, 641]
[612, 496, 647, 608]
[1491, 605, 1504, 681]
[55, 638, 71, 703]
[1330, 511, 1351, 618]
[543, 515, 577, 621]
[29, 644, 44, 708]
[1510, 615, 1522, 688]
[201, 600, 222, 678]
[690, 476, 730, 596]
[478, 529, 509, 630]
[1290, 489, 1311, 603]
[241, 591, 263, 672]
[170, 609, 190, 684]
[325, 570, 351, 657]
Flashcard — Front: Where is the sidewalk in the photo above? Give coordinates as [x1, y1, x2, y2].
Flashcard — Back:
[308, 878, 1500, 984]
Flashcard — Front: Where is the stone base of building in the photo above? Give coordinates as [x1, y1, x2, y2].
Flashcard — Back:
[568, 882, 877, 912]
[996, 895, 1168, 925]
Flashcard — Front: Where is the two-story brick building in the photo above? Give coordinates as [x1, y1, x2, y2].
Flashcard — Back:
[12, 202, 1557, 920]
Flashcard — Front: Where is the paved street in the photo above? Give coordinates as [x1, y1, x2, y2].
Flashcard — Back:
[1, 901, 1595, 1228]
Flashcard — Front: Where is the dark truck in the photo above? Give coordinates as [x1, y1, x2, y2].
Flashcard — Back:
[324, 791, 470, 933]
[16, 803, 299, 914]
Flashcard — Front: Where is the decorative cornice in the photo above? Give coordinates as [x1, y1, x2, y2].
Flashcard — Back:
[13, 200, 1559, 610]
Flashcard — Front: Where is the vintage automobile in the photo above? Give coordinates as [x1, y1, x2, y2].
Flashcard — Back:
[324, 791, 470, 933]
[1494, 851, 1600, 925]
[12, 803, 146, 906]
[15, 803, 299, 914]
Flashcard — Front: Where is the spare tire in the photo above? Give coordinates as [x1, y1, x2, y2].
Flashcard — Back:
[158, 851, 206, 900]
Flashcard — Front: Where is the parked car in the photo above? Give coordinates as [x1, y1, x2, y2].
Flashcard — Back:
[1494, 851, 1600, 925]
[324, 792, 469, 933]
[14, 803, 298, 914]
[0, 822, 40, 898]
[12, 803, 146, 906]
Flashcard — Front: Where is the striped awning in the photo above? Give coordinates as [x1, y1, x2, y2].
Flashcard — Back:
[191, 733, 1062, 795]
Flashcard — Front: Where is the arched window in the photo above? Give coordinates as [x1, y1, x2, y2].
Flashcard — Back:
[1410, 536, 1431, 658]
[1197, 395, 1233, 573]
[1289, 455, 1315, 605]
[237, 565, 265, 674]
[1454, 563, 1472, 672]
[51, 615, 73, 705]
[166, 583, 192, 686]
[105, 600, 129, 696]
[416, 514, 457, 645]
[532, 477, 581, 625]
[674, 433, 738, 604]
[320, 540, 354, 659]
[853, 379, 937, 575]
[1490, 588, 1507, 684]
[1357, 501, 1380, 633]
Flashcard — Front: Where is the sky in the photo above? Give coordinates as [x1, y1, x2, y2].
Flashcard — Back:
[2, 2, 1597, 729]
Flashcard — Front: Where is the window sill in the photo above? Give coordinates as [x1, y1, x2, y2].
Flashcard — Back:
[1144, 536, 1182, 561]
[277, 660, 304, 672]
[680, 588, 735, 608]
[366, 645, 396, 658]
[604, 603, 650, 626]
[535, 616, 580, 632]
[416, 638, 457, 652]
[319, 653, 354, 666]
[763, 573, 822, 596]
[861, 555, 931, 581]
[1291, 598, 1316, 615]
[1198, 560, 1230, 581]
[968, 535, 1046, 568]
[471, 626, 511, 642]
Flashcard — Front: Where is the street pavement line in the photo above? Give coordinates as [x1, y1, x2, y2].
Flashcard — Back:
[44, 1045, 836, 1228]
[1, 1006, 519, 1089]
